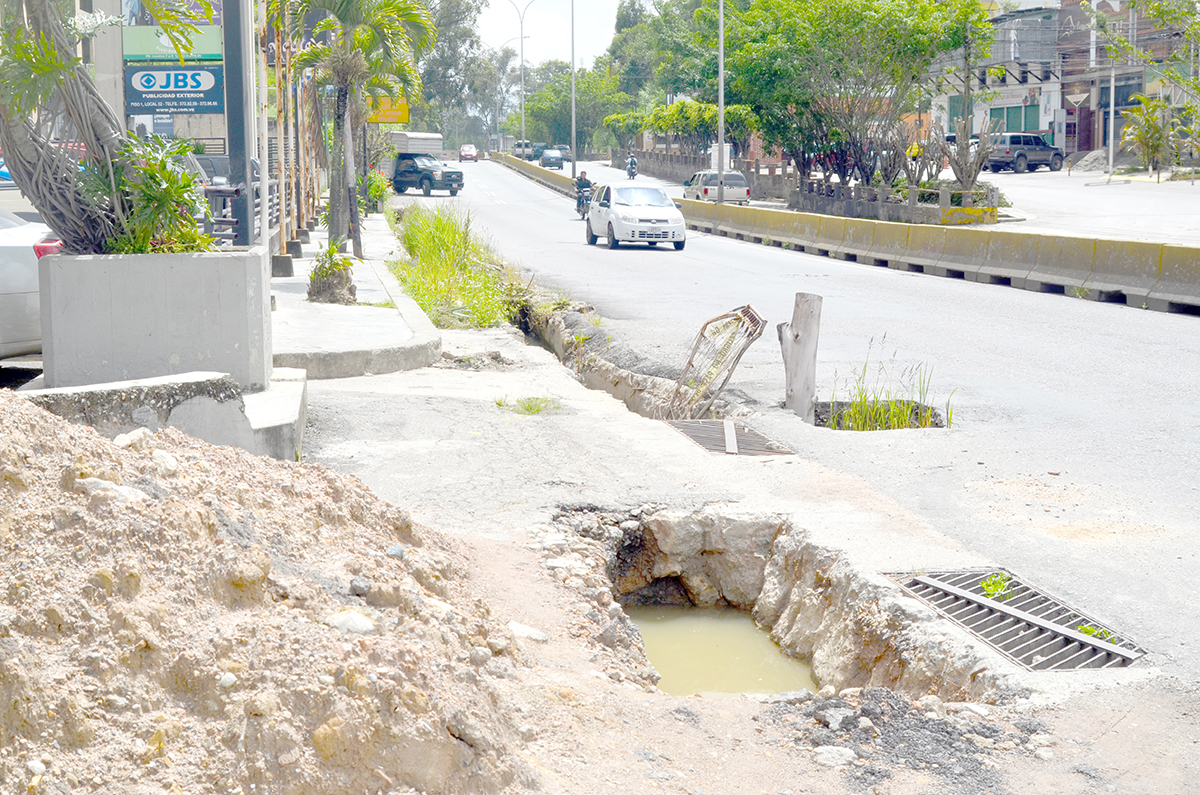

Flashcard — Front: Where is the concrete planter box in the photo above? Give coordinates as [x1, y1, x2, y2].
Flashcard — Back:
[39, 247, 272, 391]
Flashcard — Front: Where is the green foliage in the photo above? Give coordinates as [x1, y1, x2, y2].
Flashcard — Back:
[826, 339, 950, 431]
[1120, 94, 1176, 177]
[0, 28, 71, 115]
[365, 169, 391, 208]
[495, 396, 561, 415]
[388, 204, 513, 327]
[311, 236, 354, 281]
[525, 66, 631, 149]
[980, 572, 1013, 601]
[1077, 624, 1117, 643]
[79, 135, 213, 255]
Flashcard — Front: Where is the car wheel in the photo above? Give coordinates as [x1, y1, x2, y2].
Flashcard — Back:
[586, 221, 597, 246]
[989, 164, 1002, 173]
[450, 189, 458, 196]
[673, 240, 685, 251]
[1049, 154, 1063, 172]
[421, 179, 432, 196]
[1013, 155, 1028, 174]
[394, 184, 407, 193]
[607, 224, 620, 249]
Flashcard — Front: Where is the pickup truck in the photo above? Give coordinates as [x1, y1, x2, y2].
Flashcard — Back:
[391, 153, 464, 196]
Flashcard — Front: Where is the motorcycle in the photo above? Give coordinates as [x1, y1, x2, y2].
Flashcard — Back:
[626, 159, 638, 179]
[576, 186, 591, 219]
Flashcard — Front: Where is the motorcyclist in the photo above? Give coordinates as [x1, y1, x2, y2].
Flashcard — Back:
[575, 171, 592, 214]
[626, 153, 638, 178]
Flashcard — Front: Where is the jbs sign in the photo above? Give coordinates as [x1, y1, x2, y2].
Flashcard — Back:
[124, 64, 224, 114]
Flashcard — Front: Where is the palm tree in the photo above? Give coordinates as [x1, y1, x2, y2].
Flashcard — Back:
[290, 0, 433, 257]
[1121, 94, 1175, 182]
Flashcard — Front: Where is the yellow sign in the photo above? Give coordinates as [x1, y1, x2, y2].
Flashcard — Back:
[368, 97, 409, 124]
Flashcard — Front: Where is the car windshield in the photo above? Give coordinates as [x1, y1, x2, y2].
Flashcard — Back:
[414, 156, 438, 167]
[704, 173, 747, 186]
[613, 187, 673, 207]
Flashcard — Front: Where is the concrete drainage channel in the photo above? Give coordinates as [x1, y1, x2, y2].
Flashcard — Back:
[517, 301, 1146, 702]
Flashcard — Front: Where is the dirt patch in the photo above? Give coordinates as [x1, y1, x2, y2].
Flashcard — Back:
[0, 391, 531, 794]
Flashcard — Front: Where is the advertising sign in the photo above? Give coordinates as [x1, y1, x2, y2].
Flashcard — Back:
[125, 64, 225, 114]
[124, 25, 223, 61]
[368, 97, 409, 124]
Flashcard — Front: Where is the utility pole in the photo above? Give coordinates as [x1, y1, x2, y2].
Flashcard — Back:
[717, 0, 725, 203]
[570, 0, 576, 179]
[507, 0, 536, 152]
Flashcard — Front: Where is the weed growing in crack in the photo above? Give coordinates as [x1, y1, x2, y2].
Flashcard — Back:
[495, 396, 561, 415]
[1077, 624, 1117, 643]
[980, 572, 1013, 601]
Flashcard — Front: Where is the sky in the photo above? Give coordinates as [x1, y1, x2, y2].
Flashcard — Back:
[476, 0, 623, 71]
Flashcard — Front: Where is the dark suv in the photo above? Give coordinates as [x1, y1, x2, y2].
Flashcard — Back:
[392, 153, 464, 196]
[988, 133, 1064, 173]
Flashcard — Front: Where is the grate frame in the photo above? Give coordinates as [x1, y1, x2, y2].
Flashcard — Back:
[892, 568, 1145, 671]
[666, 419, 793, 457]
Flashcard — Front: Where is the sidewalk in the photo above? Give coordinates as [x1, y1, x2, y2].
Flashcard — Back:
[271, 212, 440, 379]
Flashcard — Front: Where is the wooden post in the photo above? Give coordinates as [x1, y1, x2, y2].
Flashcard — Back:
[777, 293, 823, 424]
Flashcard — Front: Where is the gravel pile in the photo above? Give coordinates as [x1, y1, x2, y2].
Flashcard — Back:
[0, 391, 532, 795]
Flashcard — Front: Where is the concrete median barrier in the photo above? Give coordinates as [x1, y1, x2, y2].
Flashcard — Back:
[866, 222, 911, 269]
[679, 198, 719, 233]
[1082, 240, 1163, 304]
[1025, 235, 1095, 294]
[977, 230, 1040, 287]
[1145, 245, 1200, 313]
[929, 227, 989, 279]
[812, 216, 848, 258]
[836, 219, 876, 262]
[898, 226, 947, 274]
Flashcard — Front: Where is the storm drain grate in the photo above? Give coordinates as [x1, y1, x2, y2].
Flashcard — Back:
[666, 419, 793, 456]
[893, 569, 1145, 670]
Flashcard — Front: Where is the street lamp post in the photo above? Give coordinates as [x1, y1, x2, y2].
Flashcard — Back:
[570, 0, 576, 178]
[717, 0, 725, 203]
[497, 36, 525, 150]
[507, 0, 536, 153]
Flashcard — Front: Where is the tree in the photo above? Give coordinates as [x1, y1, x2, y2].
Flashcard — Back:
[407, 0, 484, 137]
[0, 0, 213, 253]
[526, 65, 630, 148]
[1121, 93, 1175, 179]
[292, 0, 433, 256]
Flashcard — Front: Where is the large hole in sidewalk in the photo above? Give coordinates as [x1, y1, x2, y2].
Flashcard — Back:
[551, 506, 1013, 702]
[626, 604, 817, 697]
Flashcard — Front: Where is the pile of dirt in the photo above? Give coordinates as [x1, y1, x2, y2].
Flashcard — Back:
[0, 391, 533, 795]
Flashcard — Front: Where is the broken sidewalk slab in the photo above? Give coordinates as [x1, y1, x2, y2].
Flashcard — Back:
[19, 368, 306, 461]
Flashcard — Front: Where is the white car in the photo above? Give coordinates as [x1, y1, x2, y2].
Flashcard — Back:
[683, 169, 750, 204]
[0, 208, 56, 358]
[585, 184, 686, 250]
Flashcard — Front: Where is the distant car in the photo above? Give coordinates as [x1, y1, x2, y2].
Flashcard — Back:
[683, 170, 750, 204]
[513, 140, 535, 159]
[554, 145, 573, 162]
[0, 208, 58, 358]
[459, 144, 478, 162]
[532, 142, 548, 160]
[392, 153, 464, 196]
[988, 132, 1063, 173]
[539, 148, 564, 170]
[585, 184, 686, 250]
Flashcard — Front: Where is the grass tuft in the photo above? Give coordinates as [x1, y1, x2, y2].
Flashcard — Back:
[495, 396, 561, 415]
[826, 337, 953, 431]
[388, 204, 528, 328]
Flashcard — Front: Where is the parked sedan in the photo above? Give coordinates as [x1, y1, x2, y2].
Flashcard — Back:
[0, 208, 57, 358]
[539, 148, 564, 170]
[459, 143, 478, 162]
[585, 185, 686, 250]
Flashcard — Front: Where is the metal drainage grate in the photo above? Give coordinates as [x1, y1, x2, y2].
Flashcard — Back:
[666, 419, 793, 456]
[893, 569, 1145, 671]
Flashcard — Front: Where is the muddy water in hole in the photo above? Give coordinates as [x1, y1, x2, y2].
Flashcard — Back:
[626, 606, 817, 697]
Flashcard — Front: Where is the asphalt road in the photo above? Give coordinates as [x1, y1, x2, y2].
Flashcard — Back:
[440, 158, 1200, 679]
